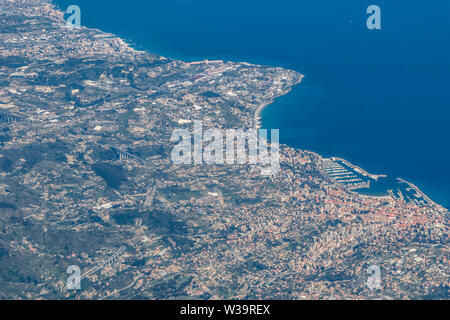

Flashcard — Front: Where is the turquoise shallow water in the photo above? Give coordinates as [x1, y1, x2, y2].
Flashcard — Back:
[54, 0, 450, 209]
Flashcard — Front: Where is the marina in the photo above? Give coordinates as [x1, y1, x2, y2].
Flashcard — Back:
[320, 157, 441, 208]
[321, 157, 371, 191]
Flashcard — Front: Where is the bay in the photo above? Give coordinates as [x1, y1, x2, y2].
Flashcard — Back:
[53, 0, 450, 208]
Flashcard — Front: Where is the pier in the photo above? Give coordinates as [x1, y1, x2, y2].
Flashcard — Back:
[321, 158, 371, 191]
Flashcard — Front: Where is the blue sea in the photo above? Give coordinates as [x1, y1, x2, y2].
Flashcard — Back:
[54, 0, 450, 209]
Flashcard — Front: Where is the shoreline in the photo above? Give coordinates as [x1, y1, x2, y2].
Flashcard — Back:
[329, 156, 443, 208]
[331, 157, 387, 181]
[319, 155, 443, 207]
[51, 1, 446, 211]
[254, 74, 304, 130]
[397, 178, 438, 207]
[256, 76, 444, 209]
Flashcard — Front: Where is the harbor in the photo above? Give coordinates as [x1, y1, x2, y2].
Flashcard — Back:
[320, 157, 442, 208]
[321, 157, 371, 191]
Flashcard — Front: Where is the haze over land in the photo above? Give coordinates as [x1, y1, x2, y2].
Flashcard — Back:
[0, 0, 448, 299]
[53, 0, 450, 209]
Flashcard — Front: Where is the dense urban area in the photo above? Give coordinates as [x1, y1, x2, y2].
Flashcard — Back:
[0, 0, 448, 299]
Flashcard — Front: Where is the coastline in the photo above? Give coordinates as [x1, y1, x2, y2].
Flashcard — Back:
[397, 178, 438, 207]
[331, 157, 387, 181]
[254, 74, 304, 130]
[50, 1, 446, 211]
[257, 75, 444, 209]
[1, 0, 447, 300]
